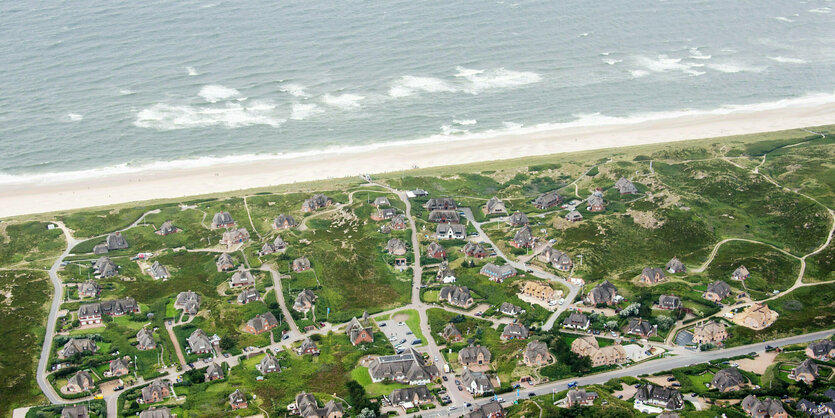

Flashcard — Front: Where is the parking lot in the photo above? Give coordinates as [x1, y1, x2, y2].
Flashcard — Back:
[377, 319, 421, 352]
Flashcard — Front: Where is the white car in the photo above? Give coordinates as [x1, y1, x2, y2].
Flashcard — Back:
[559, 298, 565, 305]
[397, 322, 406, 326]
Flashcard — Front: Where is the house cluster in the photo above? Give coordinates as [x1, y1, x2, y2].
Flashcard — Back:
[301, 194, 334, 212]
[741, 395, 788, 418]
[77, 297, 140, 325]
[571, 336, 627, 367]
[92, 232, 130, 255]
[259, 236, 287, 256]
[367, 348, 438, 385]
[538, 246, 573, 271]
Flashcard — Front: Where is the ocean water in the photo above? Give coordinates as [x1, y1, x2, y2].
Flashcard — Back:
[1, 0, 834, 183]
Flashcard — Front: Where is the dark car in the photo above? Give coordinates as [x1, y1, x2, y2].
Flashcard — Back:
[443, 376, 448, 381]
[528, 392, 536, 398]
[667, 377, 676, 382]
[458, 385, 464, 391]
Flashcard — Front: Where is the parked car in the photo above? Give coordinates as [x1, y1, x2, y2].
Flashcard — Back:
[443, 376, 448, 381]
[528, 392, 536, 398]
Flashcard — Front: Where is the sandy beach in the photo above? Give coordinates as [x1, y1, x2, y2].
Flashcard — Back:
[1, 101, 833, 218]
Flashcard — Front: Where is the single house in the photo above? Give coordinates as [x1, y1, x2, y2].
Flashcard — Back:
[436, 261, 456, 283]
[220, 228, 250, 245]
[737, 303, 778, 330]
[424, 198, 457, 210]
[588, 191, 606, 212]
[587, 280, 618, 305]
[368, 348, 438, 385]
[205, 363, 224, 381]
[462, 242, 489, 258]
[501, 322, 529, 340]
[229, 389, 248, 410]
[136, 328, 156, 350]
[243, 312, 279, 335]
[77, 280, 101, 298]
[385, 238, 408, 255]
[658, 294, 681, 310]
[389, 386, 433, 407]
[467, 401, 505, 418]
[60, 338, 98, 359]
[273, 214, 297, 229]
[692, 321, 728, 345]
[459, 345, 492, 366]
[426, 242, 446, 259]
[156, 220, 178, 236]
[429, 210, 460, 223]
[640, 267, 666, 284]
[806, 339, 835, 361]
[301, 194, 334, 212]
[538, 246, 573, 271]
[237, 288, 261, 304]
[703, 280, 731, 302]
[483, 197, 507, 215]
[373, 196, 390, 207]
[390, 215, 407, 230]
[666, 257, 686, 274]
[563, 312, 590, 330]
[521, 280, 559, 303]
[741, 395, 788, 418]
[499, 302, 523, 317]
[78, 297, 140, 325]
[297, 338, 320, 356]
[436, 223, 465, 240]
[66, 371, 94, 393]
[187, 329, 212, 354]
[565, 210, 583, 222]
[108, 358, 129, 377]
[293, 289, 317, 313]
[733, 265, 751, 281]
[507, 211, 529, 226]
[634, 384, 683, 410]
[296, 392, 344, 417]
[571, 337, 627, 367]
[627, 318, 657, 338]
[61, 406, 90, 418]
[258, 353, 281, 374]
[141, 380, 170, 404]
[461, 368, 494, 395]
[346, 317, 374, 346]
[439, 286, 474, 308]
[211, 212, 235, 229]
[567, 389, 599, 407]
[229, 269, 255, 288]
[791, 359, 819, 383]
[511, 225, 534, 248]
[372, 208, 398, 221]
[293, 257, 311, 272]
[712, 367, 746, 392]
[94, 256, 118, 278]
[443, 323, 463, 342]
[216, 253, 235, 271]
[615, 177, 639, 194]
[260, 236, 287, 255]
[479, 263, 516, 282]
[106, 232, 129, 250]
[523, 340, 551, 367]
[533, 191, 562, 209]
[148, 261, 169, 279]
[174, 291, 201, 315]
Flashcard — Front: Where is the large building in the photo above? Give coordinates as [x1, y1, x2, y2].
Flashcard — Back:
[77, 297, 140, 325]
[367, 348, 438, 385]
[691, 321, 728, 345]
[634, 384, 684, 411]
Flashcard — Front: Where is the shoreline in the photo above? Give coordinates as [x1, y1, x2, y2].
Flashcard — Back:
[2, 101, 834, 218]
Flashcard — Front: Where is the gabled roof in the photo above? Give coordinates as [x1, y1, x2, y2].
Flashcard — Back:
[615, 177, 639, 194]
[706, 280, 731, 298]
[247, 312, 278, 333]
[502, 322, 529, 338]
[508, 211, 529, 225]
[459, 345, 492, 364]
[216, 252, 235, 269]
[106, 232, 129, 250]
[212, 212, 234, 226]
[711, 367, 745, 391]
[259, 353, 280, 373]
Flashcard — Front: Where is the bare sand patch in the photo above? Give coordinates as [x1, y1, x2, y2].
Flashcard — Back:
[736, 351, 778, 374]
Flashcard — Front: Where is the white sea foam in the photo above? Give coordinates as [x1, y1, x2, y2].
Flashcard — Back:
[134, 101, 284, 130]
[705, 62, 764, 73]
[602, 58, 622, 65]
[66, 113, 83, 122]
[322, 93, 365, 109]
[453, 119, 477, 126]
[768, 56, 807, 64]
[454, 66, 542, 94]
[634, 55, 704, 76]
[186, 66, 199, 76]
[388, 76, 457, 98]
[809, 7, 831, 14]
[119, 89, 136, 95]
[10, 92, 835, 186]
[774, 16, 795, 22]
[688, 48, 712, 60]
[289, 103, 324, 120]
[630, 70, 650, 78]
[280, 83, 311, 98]
[440, 125, 469, 135]
[198, 85, 241, 103]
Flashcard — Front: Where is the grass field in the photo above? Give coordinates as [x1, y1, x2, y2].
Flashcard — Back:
[0, 270, 51, 416]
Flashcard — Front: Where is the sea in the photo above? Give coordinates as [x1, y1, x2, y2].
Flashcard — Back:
[1, 0, 834, 184]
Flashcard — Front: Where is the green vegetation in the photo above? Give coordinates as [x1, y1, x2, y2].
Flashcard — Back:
[0, 221, 65, 268]
[0, 270, 51, 416]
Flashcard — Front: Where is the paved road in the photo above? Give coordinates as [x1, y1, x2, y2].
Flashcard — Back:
[36, 222, 81, 405]
[405, 328, 835, 417]
[261, 264, 301, 336]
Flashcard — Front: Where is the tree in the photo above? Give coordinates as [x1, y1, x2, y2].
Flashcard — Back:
[355, 408, 376, 418]
[619, 303, 641, 317]
[656, 315, 675, 331]
[346, 380, 378, 415]
[605, 320, 619, 330]
[219, 335, 237, 351]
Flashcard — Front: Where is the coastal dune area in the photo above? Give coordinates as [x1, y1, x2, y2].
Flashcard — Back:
[2, 100, 834, 218]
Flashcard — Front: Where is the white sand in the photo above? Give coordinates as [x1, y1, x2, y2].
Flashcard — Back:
[2, 102, 834, 218]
